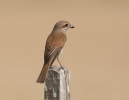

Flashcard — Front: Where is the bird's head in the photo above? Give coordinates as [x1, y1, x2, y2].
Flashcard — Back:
[53, 20, 75, 33]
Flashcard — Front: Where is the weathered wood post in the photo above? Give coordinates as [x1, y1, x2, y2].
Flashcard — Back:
[44, 66, 71, 100]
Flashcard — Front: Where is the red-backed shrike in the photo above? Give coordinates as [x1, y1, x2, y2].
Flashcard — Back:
[36, 20, 74, 83]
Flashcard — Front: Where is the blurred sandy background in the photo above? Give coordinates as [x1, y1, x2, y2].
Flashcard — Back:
[0, 0, 129, 100]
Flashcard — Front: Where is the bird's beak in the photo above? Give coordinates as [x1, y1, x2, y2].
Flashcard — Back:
[70, 25, 75, 28]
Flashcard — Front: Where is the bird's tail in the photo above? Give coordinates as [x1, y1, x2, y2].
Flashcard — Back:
[36, 62, 51, 83]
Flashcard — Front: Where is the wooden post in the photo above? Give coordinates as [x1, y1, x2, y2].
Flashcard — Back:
[44, 66, 71, 100]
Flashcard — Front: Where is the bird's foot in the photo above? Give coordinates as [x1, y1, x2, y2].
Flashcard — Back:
[59, 66, 66, 74]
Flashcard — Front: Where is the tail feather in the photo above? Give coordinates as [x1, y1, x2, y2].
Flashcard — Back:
[36, 62, 50, 83]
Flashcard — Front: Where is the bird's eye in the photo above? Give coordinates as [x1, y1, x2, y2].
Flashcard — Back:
[65, 24, 68, 27]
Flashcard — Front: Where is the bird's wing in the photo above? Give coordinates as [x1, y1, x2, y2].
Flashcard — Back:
[44, 33, 66, 63]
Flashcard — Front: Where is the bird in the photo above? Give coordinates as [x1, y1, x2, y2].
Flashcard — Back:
[36, 20, 75, 83]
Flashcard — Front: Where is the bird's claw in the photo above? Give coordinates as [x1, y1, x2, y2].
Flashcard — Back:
[59, 66, 66, 74]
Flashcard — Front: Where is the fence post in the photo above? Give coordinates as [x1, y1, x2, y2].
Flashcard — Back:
[44, 66, 71, 100]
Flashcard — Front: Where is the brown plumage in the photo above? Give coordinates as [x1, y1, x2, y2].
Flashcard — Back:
[36, 21, 74, 83]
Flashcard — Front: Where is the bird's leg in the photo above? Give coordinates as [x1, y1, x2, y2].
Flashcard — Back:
[57, 57, 63, 67]
[57, 57, 65, 71]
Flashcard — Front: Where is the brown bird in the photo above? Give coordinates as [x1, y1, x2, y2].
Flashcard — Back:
[36, 20, 75, 83]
